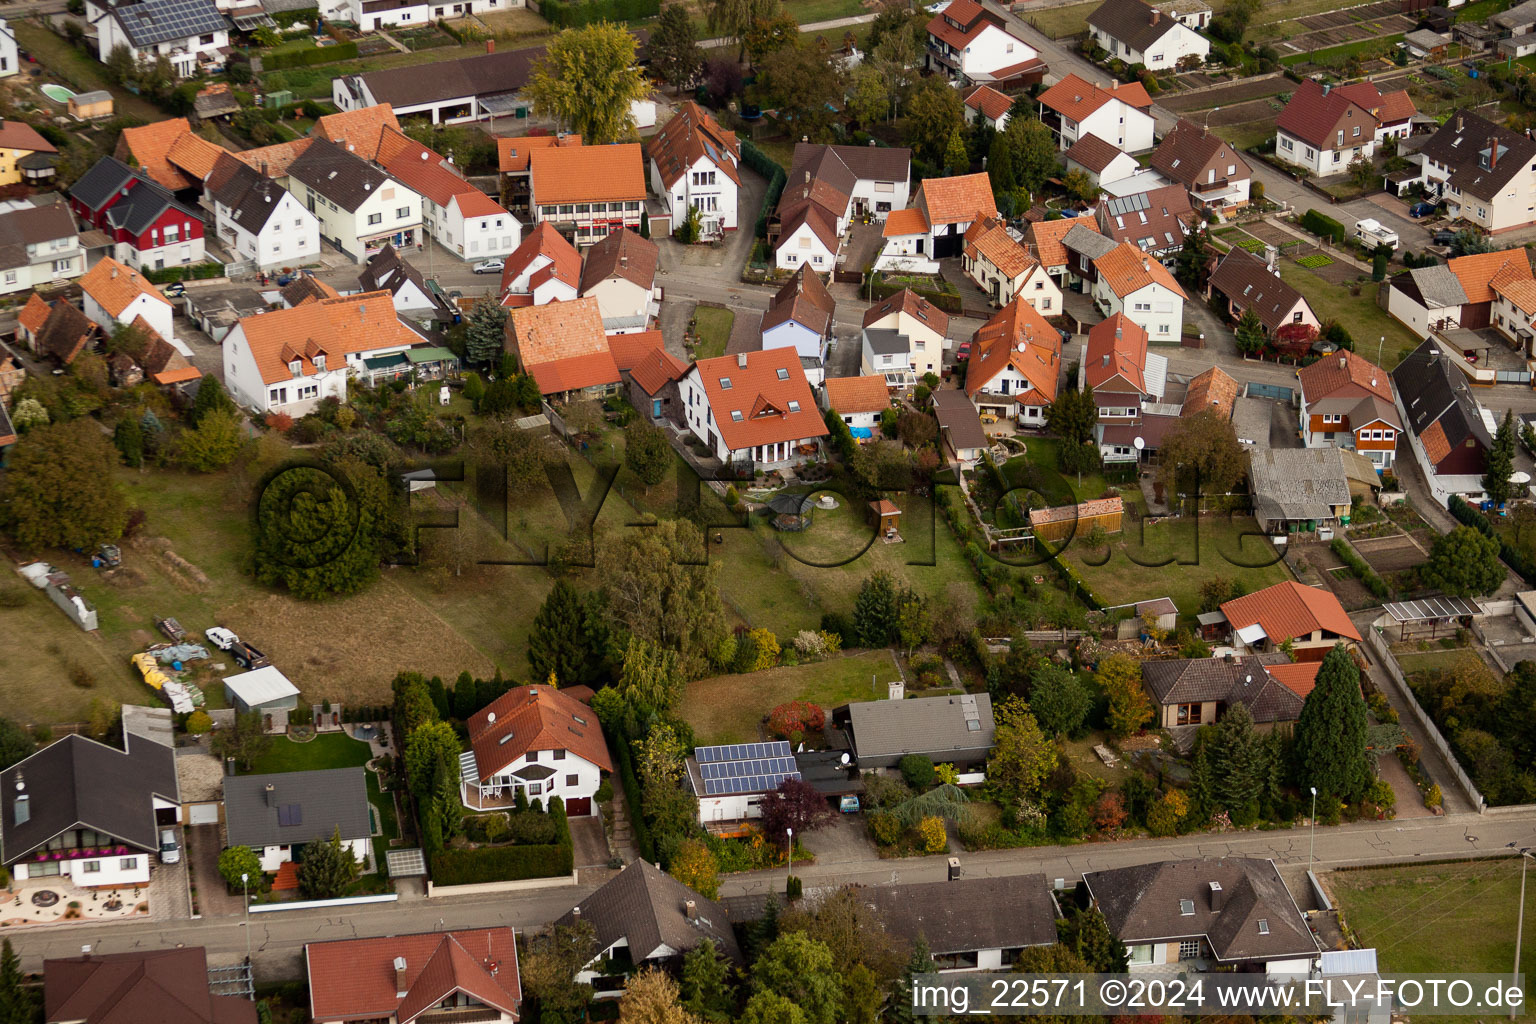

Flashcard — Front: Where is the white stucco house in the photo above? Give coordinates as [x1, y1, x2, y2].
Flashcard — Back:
[926, 0, 1043, 84]
[821, 374, 891, 436]
[285, 138, 422, 263]
[499, 221, 581, 307]
[78, 255, 173, 342]
[205, 154, 320, 272]
[861, 287, 951, 384]
[86, 0, 230, 79]
[647, 101, 741, 236]
[1038, 73, 1157, 153]
[1274, 81, 1378, 177]
[1088, 0, 1211, 71]
[0, 197, 85, 296]
[772, 143, 912, 269]
[222, 290, 428, 416]
[224, 769, 373, 874]
[0, 21, 17, 80]
[680, 348, 830, 468]
[760, 266, 836, 384]
[1091, 241, 1188, 344]
[963, 216, 1063, 312]
[375, 126, 519, 262]
[461, 685, 612, 815]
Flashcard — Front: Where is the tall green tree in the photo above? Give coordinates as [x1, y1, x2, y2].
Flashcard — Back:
[705, 0, 778, 62]
[888, 938, 948, 1024]
[651, 3, 703, 93]
[680, 939, 736, 1022]
[625, 420, 673, 492]
[942, 125, 969, 175]
[190, 374, 236, 427]
[904, 76, 963, 165]
[1421, 525, 1505, 598]
[211, 712, 271, 771]
[1008, 118, 1059, 196]
[753, 41, 845, 142]
[599, 518, 728, 678]
[1175, 226, 1210, 289]
[740, 992, 807, 1024]
[297, 827, 358, 900]
[0, 938, 35, 1024]
[1293, 645, 1372, 802]
[1157, 409, 1247, 499]
[527, 22, 651, 143]
[0, 419, 127, 550]
[1485, 409, 1517, 505]
[217, 845, 262, 891]
[463, 302, 508, 369]
[1208, 701, 1263, 821]
[1046, 383, 1098, 446]
[404, 720, 461, 801]
[114, 416, 144, 468]
[987, 129, 1017, 194]
[615, 635, 685, 722]
[852, 570, 901, 647]
[519, 920, 598, 1024]
[987, 696, 1057, 804]
[177, 407, 246, 472]
[528, 580, 612, 690]
[1056, 906, 1129, 972]
[1233, 308, 1265, 355]
[252, 462, 383, 600]
[1028, 664, 1093, 738]
[0, 718, 34, 773]
[751, 933, 843, 1024]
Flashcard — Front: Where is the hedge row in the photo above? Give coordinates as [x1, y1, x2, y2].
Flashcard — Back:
[1448, 494, 1536, 585]
[742, 139, 787, 240]
[270, 6, 317, 26]
[263, 41, 359, 69]
[1299, 209, 1346, 246]
[538, 0, 658, 28]
[867, 275, 962, 314]
[1330, 536, 1390, 599]
[609, 725, 655, 862]
[144, 263, 224, 283]
[428, 799, 572, 884]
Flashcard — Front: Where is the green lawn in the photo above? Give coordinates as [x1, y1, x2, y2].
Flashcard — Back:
[782, 0, 867, 25]
[683, 649, 903, 745]
[1021, 0, 1099, 37]
[1394, 648, 1483, 677]
[12, 23, 162, 121]
[1061, 514, 1291, 614]
[244, 731, 374, 774]
[1331, 858, 1536, 1005]
[693, 306, 735, 360]
[1275, 260, 1422, 370]
[1280, 33, 1404, 66]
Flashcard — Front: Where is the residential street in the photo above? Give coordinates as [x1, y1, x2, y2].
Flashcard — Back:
[6, 809, 1533, 981]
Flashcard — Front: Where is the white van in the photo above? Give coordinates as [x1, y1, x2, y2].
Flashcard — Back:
[1353, 218, 1399, 250]
[159, 829, 181, 864]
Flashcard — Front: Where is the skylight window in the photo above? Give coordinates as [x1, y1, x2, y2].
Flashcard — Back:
[788, 400, 801, 412]
[777, 368, 789, 380]
[1258, 919, 1270, 935]
[719, 377, 732, 389]
[731, 411, 744, 421]
[1179, 899, 1195, 916]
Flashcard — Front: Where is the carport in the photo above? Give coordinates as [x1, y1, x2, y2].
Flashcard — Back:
[1376, 596, 1482, 641]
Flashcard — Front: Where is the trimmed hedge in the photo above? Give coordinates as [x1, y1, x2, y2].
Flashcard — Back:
[866, 274, 963, 314]
[429, 798, 572, 884]
[263, 41, 359, 69]
[539, 0, 659, 28]
[741, 139, 788, 240]
[1300, 209, 1346, 246]
[609, 725, 655, 862]
[1448, 494, 1536, 585]
[144, 262, 224, 283]
[1330, 536, 1390, 599]
[270, 6, 317, 25]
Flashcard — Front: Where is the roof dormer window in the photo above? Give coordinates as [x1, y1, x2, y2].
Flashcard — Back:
[289, 359, 302, 378]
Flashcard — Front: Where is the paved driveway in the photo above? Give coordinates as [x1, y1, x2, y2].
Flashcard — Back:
[187, 823, 244, 917]
[568, 814, 610, 869]
[148, 832, 190, 922]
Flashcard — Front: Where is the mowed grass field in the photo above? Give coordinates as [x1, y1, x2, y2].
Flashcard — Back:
[683, 649, 903, 745]
[1330, 858, 1536, 1010]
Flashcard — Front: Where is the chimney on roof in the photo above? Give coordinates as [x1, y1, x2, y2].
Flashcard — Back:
[1266, 245, 1277, 273]
[801, 135, 809, 143]
[110, 267, 118, 279]
[1150, 7, 1160, 23]
[1115, 326, 1122, 340]
[948, 856, 961, 880]
[1322, 83, 1330, 97]
[394, 957, 408, 999]
[1111, 79, 1119, 90]
[1223, 652, 1234, 664]
[804, 170, 810, 184]
[738, 351, 748, 368]
[1141, 256, 1149, 271]
[572, 906, 581, 918]
[1457, 113, 1464, 132]
[1338, 354, 1347, 369]
[486, 38, 495, 52]
[1209, 880, 1226, 913]
[264, 782, 276, 806]
[1490, 137, 1499, 169]
[684, 899, 698, 920]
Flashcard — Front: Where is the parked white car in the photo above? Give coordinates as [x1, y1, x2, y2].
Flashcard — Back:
[205, 626, 238, 650]
[472, 259, 504, 274]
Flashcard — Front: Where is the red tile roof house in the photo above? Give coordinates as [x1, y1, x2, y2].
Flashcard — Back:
[499, 222, 581, 308]
[964, 295, 1062, 426]
[626, 344, 690, 430]
[963, 215, 1062, 313]
[1205, 246, 1320, 346]
[463, 684, 612, 814]
[911, 170, 999, 260]
[963, 84, 1015, 132]
[764, 265, 838, 385]
[1148, 119, 1253, 214]
[1090, 241, 1189, 345]
[68, 156, 207, 273]
[306, 928, 521, 1024]
[679, 348, 830, 469]
[773, 143, 913, 271]
[78, 255, 174, 344]
[374, 126, 521, 264]
[1063, 134, 1140, 188]
[1084, 311, 1166, 421]
[1219, 580, 1363, 661]
[645, 101, 742, 236]
[925, 0, 1044, 86]
[529, 143, 646, 246]
[1274, 80, 1379, 177]
[1297, 349, 1401, 471]
[1037, 73, 1156, 153]
[46, 948, 257, 1024]
[504, 296, 625, 401]
[821, 374, 892, 435]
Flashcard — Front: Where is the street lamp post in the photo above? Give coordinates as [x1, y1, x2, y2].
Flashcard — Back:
[1513, 849, 1532, 1021]
[786, 828, 793, 894]
[241, 872, 251, 965]
[1308, 787, 1318, 875]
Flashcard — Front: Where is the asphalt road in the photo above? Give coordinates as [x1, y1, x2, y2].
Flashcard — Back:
[7, 810, 1534, 981]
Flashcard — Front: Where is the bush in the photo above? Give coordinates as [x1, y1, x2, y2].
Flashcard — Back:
[917, 815, 948, 853]
[868, 811, 901, 845]
[185, 710, 213, 735]
[767, 700, 826, 741]
[1300, 209, 1347, 245]
[1331, 537, 1390, 598]
[595, 779, 614, 803]
[1424, 783, 1443, 810]
[899, 754, 936, 790]
[263, 41, 360, 68]
[609, 727, 654, 861]
[431, 800, 571, 884]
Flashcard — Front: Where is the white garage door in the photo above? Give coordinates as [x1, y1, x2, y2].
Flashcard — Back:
[187, 803, 220, 825]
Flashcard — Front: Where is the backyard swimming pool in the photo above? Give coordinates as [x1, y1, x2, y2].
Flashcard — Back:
[40, 84, 77, 103]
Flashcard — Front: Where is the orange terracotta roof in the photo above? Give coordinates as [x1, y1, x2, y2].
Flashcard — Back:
[1085, 312, 1147, 393]
[232, 138, 315, 178]
[607, 329, 664, 372]
[468, 684, 613, 778]
[152, 365, 204, 385]
[1094, 241, 1188, 299]
[965, 296, 1062, 405]
[862, 287, 950, 338]
[18, 292, 50, 336]
[1266, 661, 1323, 699]
[530, 143, 645, 206]
[311, 104, 401, 161]
[1421, 418, 1451, 464]
[1494, 273, 1536, 315]
[646, 101, 741, 190]
[1030, 496, 1122, 527]
[1038, 73, 1153, 122]
[823, 374, 891, 415]
[965, 215, 1035, 279]
[692, 348, 829, 452]
[501, 221, 581, 295]
[1184, 365, 1239, 419]
[116, 118, 197, 191]
[375, 127, 508, 220]
[78, 256, 170, 320]
[628, 345, 689, 395]
[918, 171, 998, 226]
[507, 297, 618, 394]
[883, 207, 929, 237]
[1448, 248, 1533, 304]
[964, 84, 1013, 122]
[496, 133, 582, 173]
[1298, 348, 1392, 404]
[455, 190, 505, 218]
[166, 131, 229, 183]
[307, 929, 520, 1024]
[1376, 89, 1417, 125]
[235, 290, 422, 386]
[1026, 217, 1089, 269]
[1221, 580, 1362, 645]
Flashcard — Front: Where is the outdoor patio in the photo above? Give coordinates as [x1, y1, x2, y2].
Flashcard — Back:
[0, 880, 149, 926]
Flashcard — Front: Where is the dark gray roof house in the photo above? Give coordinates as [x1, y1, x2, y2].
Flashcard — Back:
[1083, 858, 1319, 967]
[0, 734, 180, 865]
[1391, 340, 1491, 482]
[555, 860, 744, 967]
[70, 157, 202, 236]
[1415, 110, 1536, 206]
[1088, 0, 1188, 54]
[287, 138, 395, 213]
[857, 874, 1060, 969]
[205, 154, 291, 237]
[104, 0, 229, 48]
[223, 768, 371, 851]
[0, 198, 79, 272]
[839, 693, 994, 768]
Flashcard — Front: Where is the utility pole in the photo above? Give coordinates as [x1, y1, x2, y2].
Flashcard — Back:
[241, 873, 251, 965]
[1513, 849, 1531, 1021]
[1308, 787, 1318, 875]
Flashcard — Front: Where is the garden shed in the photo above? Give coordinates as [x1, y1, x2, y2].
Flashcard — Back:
[869, 499, 902, 539]
[1380, 595, 1482, 641]
[223, 665, 301, 725]
[69, 91, 115, 120]
[1028, 496, 1124, 544]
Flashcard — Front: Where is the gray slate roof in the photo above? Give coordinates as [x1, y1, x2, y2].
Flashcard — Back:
[1088, 0, 1182, 51]
[0, 734, 180, 862]
[1414, 110, 1536, 203]
[931, 388, 988, 451]
[223, 767, 372, 849]
[1248, 447, 1355, 521]
[0, 198, 77, 269]
[1391, 339, 1493, 453]
[555, 860, 744, 964]
[287, 138, 396, 213]
[846, 693, 994, 762]
[857, 875, 1060, 955]
[1140, 652, 1305, 722]
[1407, 264, 1467, 309]
[1084, 858, 1318, 963]
[1063, 222, 1118, 261]
[863, 327, 909, 355]
[72, 157, 202, 236]
[1492, 0, 1536, 29]
[207, 156, 287, 235]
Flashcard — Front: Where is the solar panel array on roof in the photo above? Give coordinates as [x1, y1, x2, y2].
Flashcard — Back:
[114, 0, 229, 46]
[693, 741, 800, 796]
[276, 804, 303, 826]
[1104, 192, 1150, 217]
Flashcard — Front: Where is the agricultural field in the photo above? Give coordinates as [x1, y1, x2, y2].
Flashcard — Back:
[682, 649, 903, 745]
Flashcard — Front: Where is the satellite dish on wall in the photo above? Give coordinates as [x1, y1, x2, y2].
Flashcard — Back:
[1133, 436, 1146, 451]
